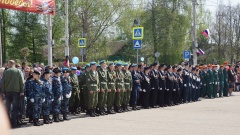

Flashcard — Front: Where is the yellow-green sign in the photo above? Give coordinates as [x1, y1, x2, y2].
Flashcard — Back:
[78, 38, 86, 48]
[132, 27, 144, 39]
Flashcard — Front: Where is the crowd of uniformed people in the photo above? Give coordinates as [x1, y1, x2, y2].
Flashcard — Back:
[0, 60, 238, 128]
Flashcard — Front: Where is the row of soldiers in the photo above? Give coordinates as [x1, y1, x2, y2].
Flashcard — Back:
[23, 60, 233, 126]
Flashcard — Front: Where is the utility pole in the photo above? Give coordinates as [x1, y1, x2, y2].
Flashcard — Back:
[152, 0, 157, 61]
[192, 0, 198, 66]
[65, 0, 69, 57]
[47, 15, 53, 66]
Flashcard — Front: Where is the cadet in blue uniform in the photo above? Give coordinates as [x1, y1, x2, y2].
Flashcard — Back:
[52, 68, 64, 122]
[61, 68, 72, 120]
[131, 64, 141, 110]
[30, 70, 44, 126]
[165, 65, 174, 106]
[141, 67, 151, 109]
[172, 66, 179, 105]
[41, 69, 53, 124]
[177, 68, 183, 104]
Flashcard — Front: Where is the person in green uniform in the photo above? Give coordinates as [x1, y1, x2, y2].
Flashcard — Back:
[206, 64, 214, 98]
[78, 67, 86, 112]
[212, 65, 219, 98]
[223, 62, 229, 97]
[218, 65, 224, 97]
[201, 66, 208, 98]
[84, 64, 90, 114]
[86, 62, 100, 117]
[97, 60, 108, 115]
[114, 62, 125, 113]
[106, 62, 116, 114]
[69, 67, 80, 114]
[122, 63, 133, 112]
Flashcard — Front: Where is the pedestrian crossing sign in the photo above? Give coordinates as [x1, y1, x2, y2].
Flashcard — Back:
[133, 40, 142, 49]
[132, 27, 144, 39]
[78, 38, 86, 48]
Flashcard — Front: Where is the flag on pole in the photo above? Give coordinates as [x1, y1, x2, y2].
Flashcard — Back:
[197, 48, 205, 55]
[201, 29, 210, 37]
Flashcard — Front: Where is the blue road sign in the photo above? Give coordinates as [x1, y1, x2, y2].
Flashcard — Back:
[132, 27, 144, 39]
[183, 50, 191, 59]
[133, 40, 142, 49]
[78, 38, 86, 48]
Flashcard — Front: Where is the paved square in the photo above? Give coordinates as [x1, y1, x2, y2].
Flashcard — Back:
[11, 92, 240, 135]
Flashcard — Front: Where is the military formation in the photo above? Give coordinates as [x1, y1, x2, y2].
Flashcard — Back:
[1, 60, 236, 127]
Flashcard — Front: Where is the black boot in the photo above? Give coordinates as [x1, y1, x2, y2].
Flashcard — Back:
[43, 116, 50, 124]
[53, 114, 59, 122]
[58, 114, 64, 122]
[89, 109, 96, 117]
[116, 107, 122, 113]
[99, 108, 104, 116]
[75, 107, 80, 114]
[122, 105, 126, 112]
[103, 107, 108, 115]
[94, 109, 100, 116]
[110, 106, 116, 114]
[47, 115, 52, 124]
[63, 113, 70, 120]
[38, 119, 44, 125]
[29, 116, 33, 123]
[132, 105, 137, 111]
[17, 115, 22, 125]
[33, 119, 40, 126]
[124, 105, 129, 112]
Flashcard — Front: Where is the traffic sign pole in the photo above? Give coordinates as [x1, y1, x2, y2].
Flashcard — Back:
[137, 49, 139, 64]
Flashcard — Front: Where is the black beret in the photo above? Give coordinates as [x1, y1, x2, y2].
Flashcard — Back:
[53, 68, 61, 73]
[33, 70, 40, 75]
[192, 67, 196, 71]
[159, 63, 165, 68]
[152, 63, 158, 66]
[177, 68, 182, 72]
[144, 66, 150, 71]
[184, 62, 189, 66]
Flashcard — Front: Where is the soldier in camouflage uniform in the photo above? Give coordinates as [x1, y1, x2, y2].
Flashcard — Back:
[84, 64, 90, 114]
[69, 67, 80, 115]
[114, 62, 125, 113]
[122, 63, 132, 112]
[41, 69, 53, 124]
[97, 60, 108, 115]
[61, 68, 72, 120]
[78, 67, 86, 112]
[86, 62, 100, 117]
[52, 68, 64, 122]
[107, 62, 116, 114]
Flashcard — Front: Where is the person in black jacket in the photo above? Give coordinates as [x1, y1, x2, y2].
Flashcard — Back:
[172, 65, 179, 105]
[141, 67, 151, 109]
[165, 65, 174, 106]
[150, 63, 159, 108]
[158, 63, 166, 107]
[177, 68, 183, 104]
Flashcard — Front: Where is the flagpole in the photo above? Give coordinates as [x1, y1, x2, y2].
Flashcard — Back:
[192, 0, 198, 66]
[65, 0, 69, 57]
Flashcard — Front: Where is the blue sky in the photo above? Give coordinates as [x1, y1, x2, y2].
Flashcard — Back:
[206, 0, 240, 13]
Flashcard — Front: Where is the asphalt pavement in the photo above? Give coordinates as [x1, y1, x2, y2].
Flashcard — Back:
[11, 92, 240, 135]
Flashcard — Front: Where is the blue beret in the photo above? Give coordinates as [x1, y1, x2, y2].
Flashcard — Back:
[81, 67, 85, 70]
[86, 64, 90, 67]
[90, 62, 96, 66]
[132, 63, 137, 67]
[100, 60, 105, 65]
[116, 62, 122, 67]
[109, 62, 114, 66]
[124, 63, 129, 66]
[71, 67, 77, 70]
[97, 65, 101, 68]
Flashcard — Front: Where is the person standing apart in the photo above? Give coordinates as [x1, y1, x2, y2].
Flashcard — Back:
[1, 60, 24, 128]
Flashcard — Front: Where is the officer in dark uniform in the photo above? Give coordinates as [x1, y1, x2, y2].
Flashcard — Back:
[149, 63, 159, 108]
[137, 64, 144, 106]
[182, 63, 190, 103]
[25, 74, 34, 123]
[141, 66, 151, 109]
[188, 65, 193, 102]
[165, 65, 174, 106]
[195, 69, 201, 101]
[201, 66, 208, 97]
[218, 65, 224, 97]
[172, 65, 179, 105]
[158, 63, 166, 107]
[131, 64, 141, 110]
[177, 68, 183, 104]
[191, 67, 197, 101]
[223, 62, 229, 97]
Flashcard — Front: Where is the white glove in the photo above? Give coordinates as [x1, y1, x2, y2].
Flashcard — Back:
[58, 97, 61, 101]
[24, 97, 27, 101]
[51, 99, 54, 102]
[160, 88, 162, 90]
[204, 84, 206, 86]
[143, 89, 146, 92]
[192, 86, 195, 88]
[173, 89, 176, 91]
[61, 96, 63, 100]
[209, 82, 212, 84]
[139, 89, 142, 92]
[166, 89, 169, 91]
[189, 83, 191, 86]
[30, 98, 34, 103]
[184, 84, 187, 87]
[66, 92, 72, 98]
[42, 98, 45, 103]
